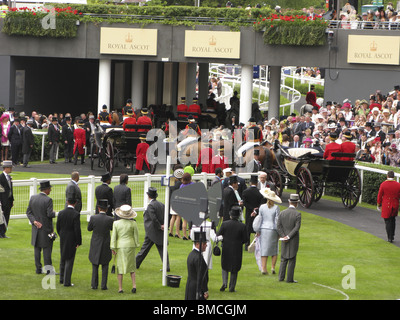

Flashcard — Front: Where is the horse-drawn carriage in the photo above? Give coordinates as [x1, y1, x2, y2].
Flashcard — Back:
[89, 124, 157, 175]
[270, 141, 362, 209]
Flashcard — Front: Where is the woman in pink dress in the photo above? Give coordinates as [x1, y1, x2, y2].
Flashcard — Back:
[0, 113, 10, 163]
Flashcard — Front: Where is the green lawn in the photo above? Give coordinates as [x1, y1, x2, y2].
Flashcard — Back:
[1, 204, 400, 300]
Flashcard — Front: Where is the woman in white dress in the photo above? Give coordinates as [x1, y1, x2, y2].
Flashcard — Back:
[256, 188, 281, 275]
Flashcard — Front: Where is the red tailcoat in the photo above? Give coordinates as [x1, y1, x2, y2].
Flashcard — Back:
[210, 155, 229, 174]
[197, 147, 215, 173]
[123, 117, 136, 132]
[136, 142, 150, 171]
[136, 116, 152, 132]
[73, 127, 86, 155]
[177, 104, 188, 117]
[377, 180, 400, 219]
[339, 141, 356, 161]
[323, 142, 341, 160]
[188, 104, 201, 118]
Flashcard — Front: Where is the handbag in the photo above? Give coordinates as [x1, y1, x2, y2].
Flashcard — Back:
[252, 214, 262, 233]
[248, 237, 257, 253]
[213, 242, 221, 256]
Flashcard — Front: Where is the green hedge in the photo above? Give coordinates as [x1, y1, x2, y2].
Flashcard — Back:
[284, 78, 324, 98]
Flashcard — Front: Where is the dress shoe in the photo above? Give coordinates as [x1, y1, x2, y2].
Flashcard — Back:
[287, 280, 298, 283]
[220, 284, 227, 292]
[101, 286, 108, 290]
[91, 286, 98, 290]
[64, 283, 74, 287]
[131, 288, 136, 294]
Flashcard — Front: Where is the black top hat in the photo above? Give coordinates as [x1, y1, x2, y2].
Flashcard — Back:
[147, 187, 158, 199]
[97, 199, 109, 209]
[229, 206, 241, 219]
[126, 99, 132, 104]
[101, 172, 111, 182]
[192, 231, 207, 243]
[248, 117, 256, 123]
[395, 85, 400, 91]
[102, 104, 108, 110]
[250, 174, 258, 184]
[229, 175, 238, 185]
[39, 180, 52, 190]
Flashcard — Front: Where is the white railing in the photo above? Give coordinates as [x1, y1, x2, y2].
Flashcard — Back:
[209, 63, 301, 116]
[8, 164, 398, 220]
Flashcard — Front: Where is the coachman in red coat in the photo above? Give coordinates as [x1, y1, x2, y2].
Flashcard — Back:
[135, 135, 150, 174]
[323, 133, 341, 160]
[73, 121, 86, 165]
[196, 143, 215, 173]
[377, 170, 400, 242]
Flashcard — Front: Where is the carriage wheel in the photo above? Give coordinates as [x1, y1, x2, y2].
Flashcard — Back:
[296, 167, 314, 208]
[341, 168, 361, 209]
[267, 169, 283, 198]
[105, 140, 115, 175]
[313, 178, 324, 203]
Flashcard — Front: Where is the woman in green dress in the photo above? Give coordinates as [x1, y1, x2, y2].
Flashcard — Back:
[111, 205, 139, 293]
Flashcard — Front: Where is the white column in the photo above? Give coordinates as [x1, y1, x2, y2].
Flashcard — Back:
[268, 66, 281, 120]
[239, 64, 253, 125]
[97, 59, 111, 114]
[132, 60, 145, 112]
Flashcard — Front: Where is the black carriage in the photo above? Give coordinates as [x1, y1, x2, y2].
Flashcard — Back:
[90, 124, 156, 175]
[269, 142, 362, 209]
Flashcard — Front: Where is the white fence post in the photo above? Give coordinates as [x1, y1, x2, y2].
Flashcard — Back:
[143, 173, 152, 209]
[29, 178, 38, 198]
[86, 175, 96, 221]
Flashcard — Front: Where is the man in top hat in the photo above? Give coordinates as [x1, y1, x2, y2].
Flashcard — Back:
[377, 171, 400, 243]
[136, 187, 170, 271]
[0, 161, 14, 238]
[217, 205, 248, 292]
[277, 193, 302, 283]
[56, 197, 82, 287]
[251, 149, 263, 172]
[88, 199, 114, 290]
[8, 117, 22, 166]
[113, 174, 132, 209]
[48, 117, 61, 164]
[222, 175, 241, 221]
[62, 116, 74, 163]
[188, 97, 201, 119]
[373, 122, 386, 143]
[185, 231, 209, 300]
[98, 105, 112, 126]
[177, 97, 189, 118]
[339, 131, 356, 161]
[323, 132, 342, 160]
[26, 181, 56, 274]
[122, 99, 135, 122]
[22, 118, 34, 168]
[182, 115, 202, 137]
[136, 107, 152, 132]
[95, 173, 114, 217]
[135, 134, 150, 175]
[73, 120, 86, 165]
[242, 174, 265, 249]
[122, 108, 136, 132]
[238, 117, 263, 157]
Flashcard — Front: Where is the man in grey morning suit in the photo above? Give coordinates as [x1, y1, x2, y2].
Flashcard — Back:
[277, 193, 301, 283]
[65, 171, 82, 213]
[136, 187, 170, 271]
[113, 174, 132, 208]
[26, 180, 56, 274]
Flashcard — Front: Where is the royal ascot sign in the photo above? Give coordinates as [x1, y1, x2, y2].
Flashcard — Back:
[184, 30, 241, 59]
[100, 28, 158, 56]
[347, 35, 400, 65]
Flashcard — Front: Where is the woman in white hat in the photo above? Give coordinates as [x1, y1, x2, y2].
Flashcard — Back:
[256, 188, 282, 275]
[111, 205, 139, 293]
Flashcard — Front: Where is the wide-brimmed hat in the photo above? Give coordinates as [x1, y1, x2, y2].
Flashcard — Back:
[260, 188, 282, 203]
[173, 168, 184, 179]
[39, 180, 52, 190]
[343, 131, 352, 139]
[303, 137, 313, 143]
[115, 205, 137, 220]
[289, 193, 299, 202]
[147, 187, 158, 199]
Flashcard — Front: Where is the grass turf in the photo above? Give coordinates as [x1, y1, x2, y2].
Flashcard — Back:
[1, 204, 400, 300]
